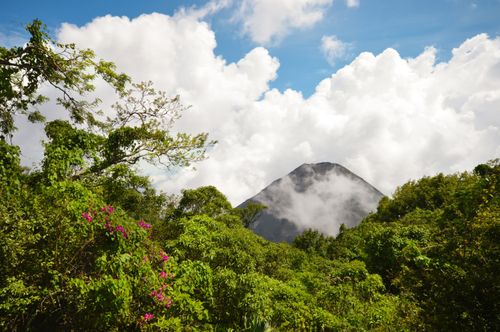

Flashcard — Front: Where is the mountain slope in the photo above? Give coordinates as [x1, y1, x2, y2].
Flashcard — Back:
[238, 162, 384, 242]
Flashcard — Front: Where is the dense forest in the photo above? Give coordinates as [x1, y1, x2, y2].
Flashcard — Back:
[1, 21, 499, 331]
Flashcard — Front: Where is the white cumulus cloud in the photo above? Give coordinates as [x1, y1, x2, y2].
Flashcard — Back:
[320, 35, 351, 66]
[346, 0, 360, 8]
[234, 0, 333, 45]
[13, 13, 500, 207]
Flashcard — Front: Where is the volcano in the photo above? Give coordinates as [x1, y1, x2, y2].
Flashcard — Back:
[238, 162, 384, 243]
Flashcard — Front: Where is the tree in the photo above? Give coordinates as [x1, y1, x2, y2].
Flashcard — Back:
[168, 186, 233, 220]
[233, 202, 267, 228]
[292, 228, 329, 256]
[39, 83, 214, 184]
[96, 81, 213, 174]
[0, 20, 214, 183]
[0, 19, 128, 138]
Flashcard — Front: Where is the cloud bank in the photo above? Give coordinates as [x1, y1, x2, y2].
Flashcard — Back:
[14, 12, 500, 206]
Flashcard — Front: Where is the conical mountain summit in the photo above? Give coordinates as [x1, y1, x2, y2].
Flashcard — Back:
[238, 162, 384, 243]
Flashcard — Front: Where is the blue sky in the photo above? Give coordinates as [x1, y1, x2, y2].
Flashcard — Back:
[2, 0, 499, 96]
[3, 0, 500, 203]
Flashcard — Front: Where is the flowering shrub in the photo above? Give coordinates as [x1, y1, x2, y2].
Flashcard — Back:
[4, 202, 183, 330]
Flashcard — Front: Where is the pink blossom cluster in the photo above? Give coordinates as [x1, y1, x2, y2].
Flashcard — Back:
[165, 297, 173, 309]
[81, 211, 93, 223]
[159, 271, 175, 279]
[150, 288, 165, 302]
[103, 222, 128, 239]
[81, 205, 130, 240]
[150, 283, 173, 309]
[104, 221, 114, 233]
[101, 205, 115, 215]
[139, 312, 154, 326]
[115, 225, 128, 239]
[138, 219, 152, 229]
[140, 253, 175, 323]
[143, 313, 154, 322]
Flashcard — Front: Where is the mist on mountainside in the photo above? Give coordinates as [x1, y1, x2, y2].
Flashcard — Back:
[240, 162, 384, 242]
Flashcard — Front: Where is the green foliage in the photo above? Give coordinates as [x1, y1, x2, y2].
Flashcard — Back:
[156, 188, 414, 330]
[168, 186, 233, 221]
[322, 159, 500, 330]
[4, 136, 496, 331]
[0, 19, 128, 136]
[234, 202, 267, 228]
[96, 164, 170, 224]
[105, 81, 213, 169]
[41, 120, 102, 182]
[38, 84, 213, 182]
[0, 140, 24, 194]
[293, 229, 329, 256]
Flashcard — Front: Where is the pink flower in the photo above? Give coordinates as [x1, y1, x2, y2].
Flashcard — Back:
[150, 289, 165, 301]
[81, 212, 93, 223]
[138, 220, 152, 229]
[101, 205, 115, 215]
[161, 254, 169, 262]
[143, 313, 154, 321]
[115, 225, 128, 239]
[104, 222, 114, 232]
[159, 271, 167, 279]
[165, 298, 173, 308]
